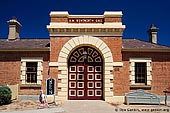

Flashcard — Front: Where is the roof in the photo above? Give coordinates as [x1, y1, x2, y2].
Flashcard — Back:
[0, 38, 169, 52]
[0, 39, 50, 51]
[122, 39, 170, 52]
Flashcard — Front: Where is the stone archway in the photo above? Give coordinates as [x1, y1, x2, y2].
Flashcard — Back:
[57, 35, 114, 102]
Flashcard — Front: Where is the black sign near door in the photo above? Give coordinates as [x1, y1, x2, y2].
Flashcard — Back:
[46, 78, 55, 95]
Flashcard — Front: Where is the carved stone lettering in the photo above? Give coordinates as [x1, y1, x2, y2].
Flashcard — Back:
[68, 18, 104, 23]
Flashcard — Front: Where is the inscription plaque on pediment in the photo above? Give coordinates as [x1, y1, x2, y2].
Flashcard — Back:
[68, 18, 104, 23]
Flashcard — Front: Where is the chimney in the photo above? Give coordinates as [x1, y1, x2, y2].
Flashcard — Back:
[7, 16, 22, 40]
[147, 24, 159, 44]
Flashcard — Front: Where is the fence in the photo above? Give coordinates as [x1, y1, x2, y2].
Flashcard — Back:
[7, 84, 19, 100]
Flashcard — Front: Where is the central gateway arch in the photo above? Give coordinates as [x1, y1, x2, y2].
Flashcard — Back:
[57, 36, 114, 101]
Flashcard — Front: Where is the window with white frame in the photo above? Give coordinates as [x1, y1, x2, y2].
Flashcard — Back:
[21, 57, 43, 85]
[135, 62, 146, 84]
[26, 62, 37, 83]
[130, 58, 152, 86]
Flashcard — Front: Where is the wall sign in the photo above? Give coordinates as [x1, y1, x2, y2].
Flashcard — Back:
[46, 78, 55, 95]
[68, 18, 104, 23]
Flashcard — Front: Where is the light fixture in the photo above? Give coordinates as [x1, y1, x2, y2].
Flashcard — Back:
[83, 51, 87, 59]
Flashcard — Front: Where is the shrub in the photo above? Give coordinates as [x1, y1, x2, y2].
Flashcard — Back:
[0, 86, 12, 105]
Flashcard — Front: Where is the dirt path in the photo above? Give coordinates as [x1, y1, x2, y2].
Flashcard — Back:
[0, 100, 59, 112]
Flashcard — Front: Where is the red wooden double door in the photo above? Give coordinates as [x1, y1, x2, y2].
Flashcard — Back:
[68, 46, 103, 100]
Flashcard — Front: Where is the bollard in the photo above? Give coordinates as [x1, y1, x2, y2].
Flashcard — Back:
[163, 89, 170, 106]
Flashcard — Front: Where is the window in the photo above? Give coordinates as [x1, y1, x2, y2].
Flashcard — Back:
[20, 57, 43, 85]
[26, 62, 37, 83]
[135, 62, 146, 84]
[129, 58, 152, 86]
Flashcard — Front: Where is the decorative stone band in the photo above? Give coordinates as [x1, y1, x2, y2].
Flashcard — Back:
[47, 11, 125, 37]
[113, 62, 123, 67]
[49, 62, 123, 67]
[49, 62, 58, 67]
[49, 11, 123, 18]
[48, 28, 124, 37]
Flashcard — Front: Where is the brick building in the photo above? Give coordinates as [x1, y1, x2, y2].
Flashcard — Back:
[0, 11, 170, 102]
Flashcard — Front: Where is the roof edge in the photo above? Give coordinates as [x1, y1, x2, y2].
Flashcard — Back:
[123, 38, 170, 48]
[0, 48, 50, 52]
[122, 48, 170, 52]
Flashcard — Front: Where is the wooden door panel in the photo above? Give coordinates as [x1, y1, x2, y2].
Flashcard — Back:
[68, 46, 103, 100]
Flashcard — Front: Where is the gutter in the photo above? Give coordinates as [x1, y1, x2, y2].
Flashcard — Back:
[122, 48, 170, 52]
[0, 48, 50, 52]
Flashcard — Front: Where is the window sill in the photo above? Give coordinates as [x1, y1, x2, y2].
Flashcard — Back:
[20, 84, 41, 88]
[130, 85, 151, 90]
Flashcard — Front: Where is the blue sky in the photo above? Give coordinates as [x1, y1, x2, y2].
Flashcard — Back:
[0, 0, 170, 46]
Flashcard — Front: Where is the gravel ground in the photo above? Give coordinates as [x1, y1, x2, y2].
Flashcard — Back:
[0, 100, 62, 112]
[0, 100, 170, 113]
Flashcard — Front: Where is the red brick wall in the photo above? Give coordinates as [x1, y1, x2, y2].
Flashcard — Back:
[104, 17, 122, 22]
[48, 67, 58, 95]
[0, 51, 50, 95]
[113, 61, 130, 96]
[0, 61, 20, 85]
[152, 62, 170, 95]
[51, 17, 67, 22]
[113, 51, 170, 96]
[50, 37, 71, 62]
[100, 37, 122, 62]
[40, 61, 50, 94]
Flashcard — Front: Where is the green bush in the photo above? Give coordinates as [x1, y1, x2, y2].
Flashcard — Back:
[0, 86, 12, 105]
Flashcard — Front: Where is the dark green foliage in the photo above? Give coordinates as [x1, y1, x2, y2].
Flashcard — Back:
[0, 86, 12, 105]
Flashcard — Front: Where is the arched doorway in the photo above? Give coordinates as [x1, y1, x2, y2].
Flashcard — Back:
[68, 46, 103, 100]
